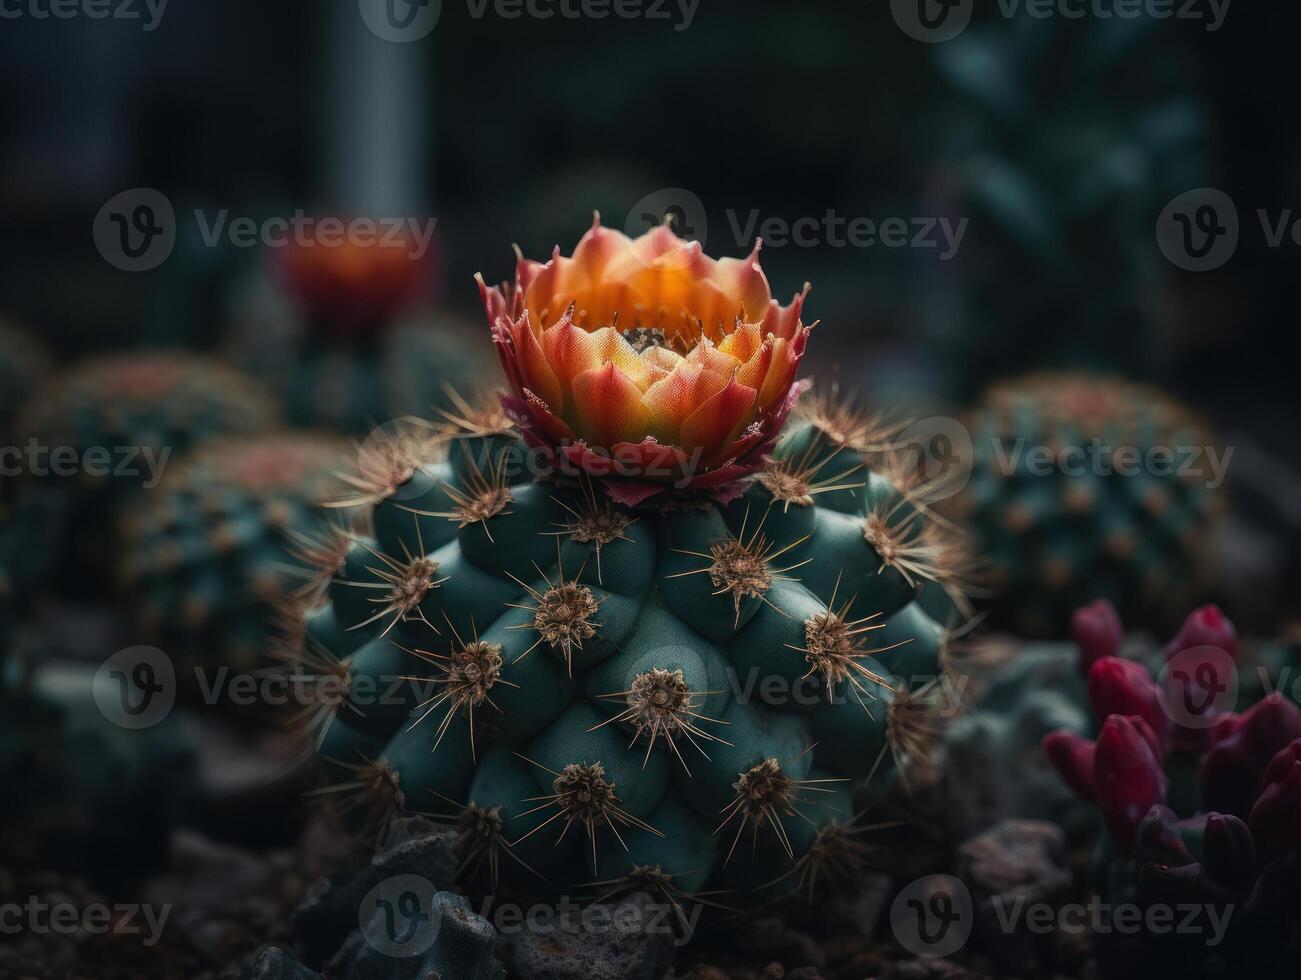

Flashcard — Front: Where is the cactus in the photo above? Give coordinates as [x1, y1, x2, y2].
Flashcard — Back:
[11, 351, 277, 589]
[283, 221, 973, 910]
[227, 239, 491, 434]
[951, 372, 1224, 635]
[1044, 603, 1301, 975]
[920, 11, 1208, 398]
[119, 433, 351, 671]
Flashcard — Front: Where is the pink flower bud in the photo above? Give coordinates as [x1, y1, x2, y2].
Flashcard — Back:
[1095, 715, 1168, 852]
[1247, 760, 1301, 858]
[1088, 656, 1171, 750]
[1203, 695, 1301, 817]
[1165, 605, 1238, 663]
[1044, 731, 1096, 801]
[1072, 599, 1124, 674]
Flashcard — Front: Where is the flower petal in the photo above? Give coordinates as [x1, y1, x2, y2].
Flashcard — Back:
[570, 363, 650, 449]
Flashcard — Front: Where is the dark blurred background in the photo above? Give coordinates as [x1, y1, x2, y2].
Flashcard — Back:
[2, 0, 1299, 545]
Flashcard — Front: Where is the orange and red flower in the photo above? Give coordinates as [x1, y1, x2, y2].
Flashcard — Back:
[477, 218, 811, 505]
[278, 231, 434, 337]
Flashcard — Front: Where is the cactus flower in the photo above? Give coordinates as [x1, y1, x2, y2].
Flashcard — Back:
[1164, 605, 1238, 662]
[477, 218, 811, 505]
[278, 232, 433, 335]
[1088, 656, 1171, 752]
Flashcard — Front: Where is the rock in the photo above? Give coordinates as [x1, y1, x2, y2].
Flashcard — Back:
[737, 917, 827, 971]
[328, 892, 503, 980]
[823, 872, 892, 943]
[242, 946, 323, 980]
[886, 958, 990, 979]
[955, 819, 1072, 975]
[499, 891, 675, 980]
[370, 816, 459, 890]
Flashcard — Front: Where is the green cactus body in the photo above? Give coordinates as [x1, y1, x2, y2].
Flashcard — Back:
[120, 434, 350, 671]
[289, 404, 968, 906]
[954, 373, 1222, 635]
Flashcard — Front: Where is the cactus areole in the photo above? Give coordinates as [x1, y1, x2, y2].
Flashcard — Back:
[296, 219, 971, 904]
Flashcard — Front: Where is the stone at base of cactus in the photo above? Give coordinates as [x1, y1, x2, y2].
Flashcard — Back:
[951, 372, 1224, 635]
[283, 397, 971, 910]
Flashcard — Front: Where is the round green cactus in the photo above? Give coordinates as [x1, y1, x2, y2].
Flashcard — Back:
[11, 351, 278, 590]
[120, 433, 350, 671]
[952, 372, 1223, 635]
[286, 394, 971, 905]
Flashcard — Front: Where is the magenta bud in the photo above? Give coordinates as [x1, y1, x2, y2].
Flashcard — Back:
[1202, 813, 1257, 893]
[1044, 730, 1097, 801]
[1203, 695, 1301, 817]
[1262, 739, 1301, 789]
[1165, 605, 1238, 663]
[1094, 715, 1168, 853]
[1073, 599, 1124, 673]
[1247, 760, 1301, 858]
[1088, 656, 1171, 750]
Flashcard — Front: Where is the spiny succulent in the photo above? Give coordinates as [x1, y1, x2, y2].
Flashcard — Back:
[227, 236, 490, 434]
[921, 12, 1208, 397]
[951, 372, 1224, 635]
[11, 351, 278, 588]
[284, 220, 974, 910]
[119, 433, 351, 671]
[1044, 601, 1301, 974]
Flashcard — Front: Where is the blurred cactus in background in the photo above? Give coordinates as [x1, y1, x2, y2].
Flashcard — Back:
[120, 433, 350, 671]
[278, 223, 974, 911]
[920, 13, 1209, 398]
[951, 372, 1224, 636]
[226, 236, 491, 435]
[11, 351, 277, 594]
